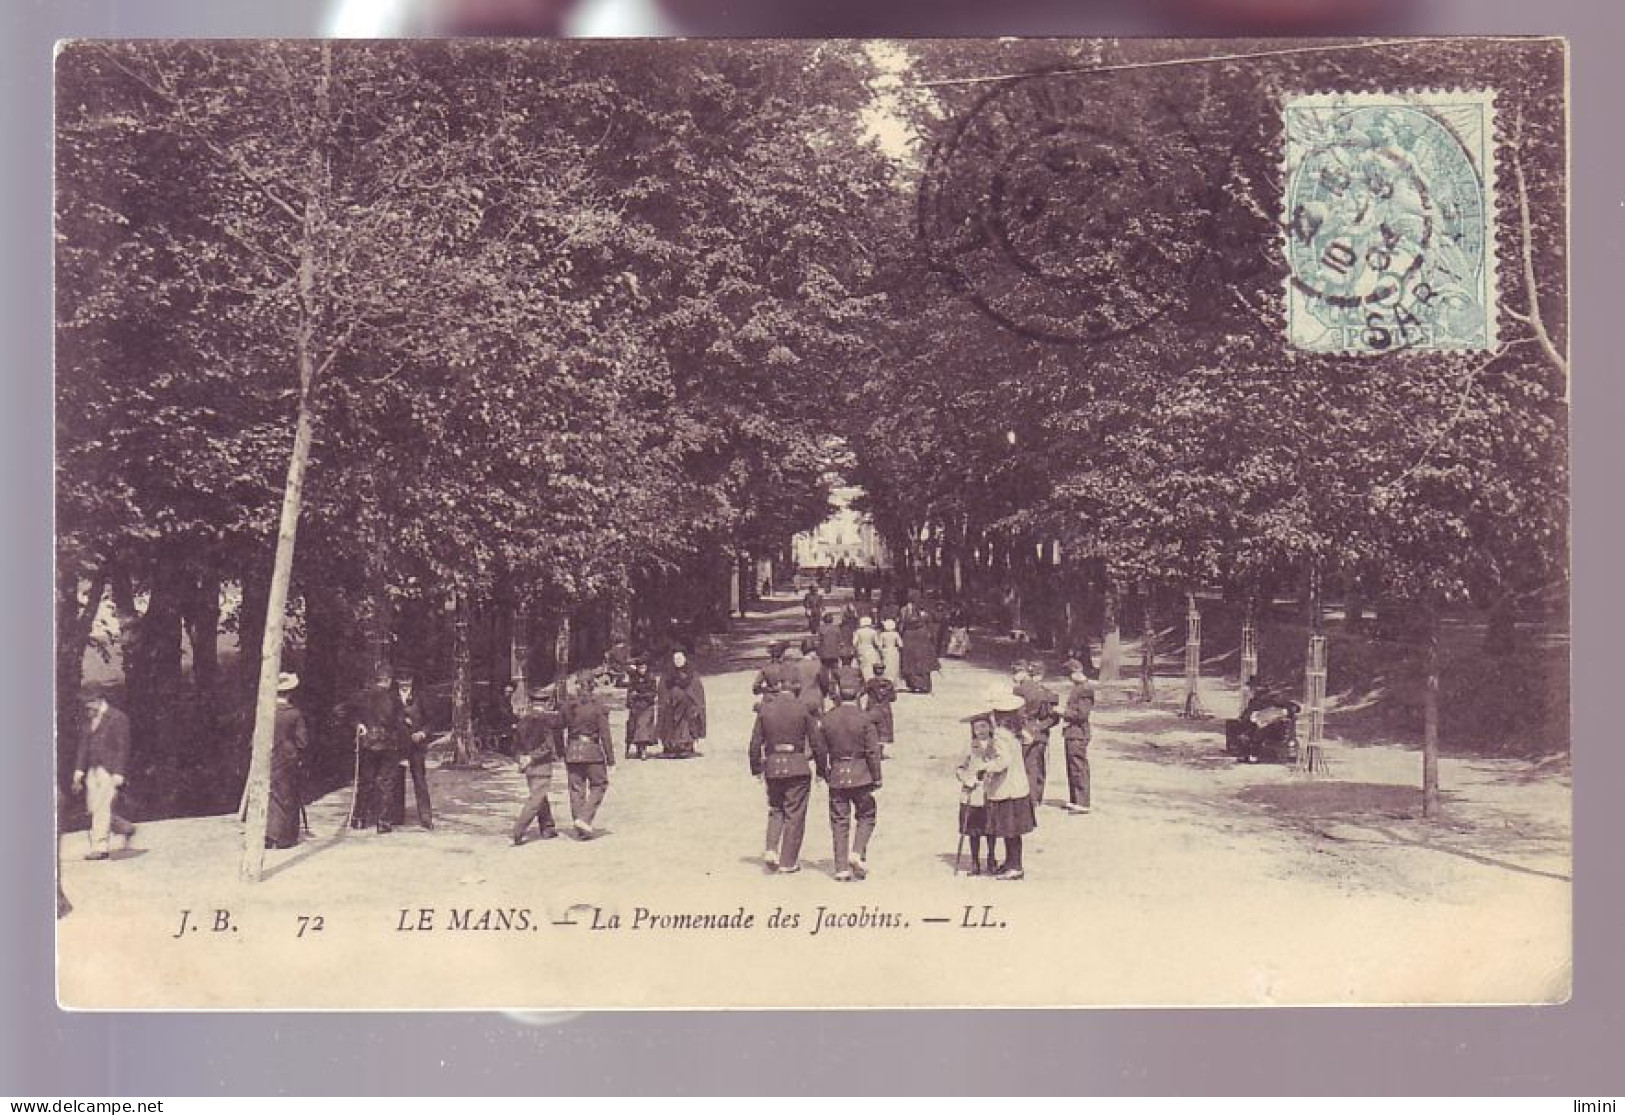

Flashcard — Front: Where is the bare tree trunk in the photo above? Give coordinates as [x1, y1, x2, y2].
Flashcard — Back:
[450, 592, 475, 765]
[241, 41, 331, 883]
[1181, 591, 1205, 717]
[1099, 576, 1121, 683]
[240, 391, 318, 881]
[509, 603, 529, 718]
[1422, 593, 1442, 819]
[1139, 587, 1156, 703]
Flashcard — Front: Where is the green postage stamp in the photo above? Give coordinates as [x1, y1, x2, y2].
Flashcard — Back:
[1283, 89, 1498, 355]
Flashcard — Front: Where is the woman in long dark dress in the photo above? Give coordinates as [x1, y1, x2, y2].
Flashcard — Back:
[266, 672, 310, 850]
[623, 656, 660, 760]
[656, 650, 708, 758]
[899, 609, 936, 693]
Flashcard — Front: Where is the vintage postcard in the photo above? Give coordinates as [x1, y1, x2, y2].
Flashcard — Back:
[54, 36, 1569, 1009]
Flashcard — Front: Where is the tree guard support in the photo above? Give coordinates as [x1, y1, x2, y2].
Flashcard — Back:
[1181, 591, 1207, 718]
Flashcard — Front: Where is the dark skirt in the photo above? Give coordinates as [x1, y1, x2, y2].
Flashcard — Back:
[958, 802, 988, 836]
[984, 796, 1037, 838]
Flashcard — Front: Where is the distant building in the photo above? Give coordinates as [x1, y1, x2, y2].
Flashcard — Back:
[793, 487, 890, 570]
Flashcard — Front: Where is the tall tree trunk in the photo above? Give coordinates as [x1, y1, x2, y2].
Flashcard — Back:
[242, 41, 331, 882]
[1422, 593, 1442, 819]
[187, 573, 222, 695]
[236, 565, 272, 694]
[240, 389, 318, 881]
[1181, 591, 1205, 717]
[509, 603, 529, 718]
[56, 570, 107, 778]
[1139, 587, 1156, 703]
[450, 592, 475, 765]
[1484, 592, 1518, 656]
[1100, 576, 1121, 683]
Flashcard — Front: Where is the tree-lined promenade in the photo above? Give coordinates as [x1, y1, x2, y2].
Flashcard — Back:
[55, 39, 1567, 880]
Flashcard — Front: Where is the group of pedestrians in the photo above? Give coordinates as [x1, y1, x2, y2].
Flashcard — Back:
[62, 589, 1098, 886]
[953, 658, 1095, 880]
[348, 669, 435, 836]
[508, 649, 713, 845]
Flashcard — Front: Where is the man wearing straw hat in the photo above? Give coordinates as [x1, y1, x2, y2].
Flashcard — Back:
[265, 672, 310, 849]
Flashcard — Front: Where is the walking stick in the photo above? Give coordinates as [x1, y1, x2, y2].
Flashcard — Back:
[953, 831, 967, 876]
[344, 725, 365, 828]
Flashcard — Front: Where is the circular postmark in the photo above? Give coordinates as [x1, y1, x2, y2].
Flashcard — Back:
[919, 70, 1224, 345]
[1284, 101, 1489, 353]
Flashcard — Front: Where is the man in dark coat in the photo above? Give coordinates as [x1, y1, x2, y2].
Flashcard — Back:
[71, 693, 135, 860]
[817, 612, 844, 669]
[1060, 663, 1095, 814]
[562, 673, 615, 839]
[392, 670, 433, 830]
[1014, 661, 1060, 808]
[748, 676, 820, 874]
[624, 656, 659, 760]
[817, 677, 883, 881]
[266, 672, 310, 849]
[350, 670, 396, 830]
[512, 685, 562, 845]
[803, 587, 824, 637]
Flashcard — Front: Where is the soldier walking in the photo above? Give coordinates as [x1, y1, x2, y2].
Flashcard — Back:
[511, 684, 562, 845]
[817, 679, 883, 881]
[1061, 661, 1095, 814]
[562, 672, 615, 839]
[748, 675, 820, 874]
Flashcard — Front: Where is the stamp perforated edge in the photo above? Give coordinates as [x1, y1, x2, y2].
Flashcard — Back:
[1280, 88, 1500, 356]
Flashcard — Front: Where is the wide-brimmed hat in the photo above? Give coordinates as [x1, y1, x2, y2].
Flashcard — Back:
[276, 672, 300, 693]
[986, 685, 1024, 714]
[858, 615, 873, 627]
[882, 618, 897, 631]
[393, 669, 416, 685]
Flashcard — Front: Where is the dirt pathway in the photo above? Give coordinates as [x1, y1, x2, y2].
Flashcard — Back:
[57, 594, 1571, 1008]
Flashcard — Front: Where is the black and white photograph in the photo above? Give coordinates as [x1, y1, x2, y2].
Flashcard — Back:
[52, 35, 1569, 1009]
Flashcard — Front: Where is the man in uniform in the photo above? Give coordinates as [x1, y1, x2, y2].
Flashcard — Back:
[393, 670, 433, 830]
[816, 677, 883, 881]
[71, 693, 136, 861]
[1014, 660, 1060, 809]
[752, 641, 794, 700]
[562, 672, 615, 839]
[748, 675, 820, 874]
[1060, 661, 1095, 814]
[511, 684, 562, 845]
